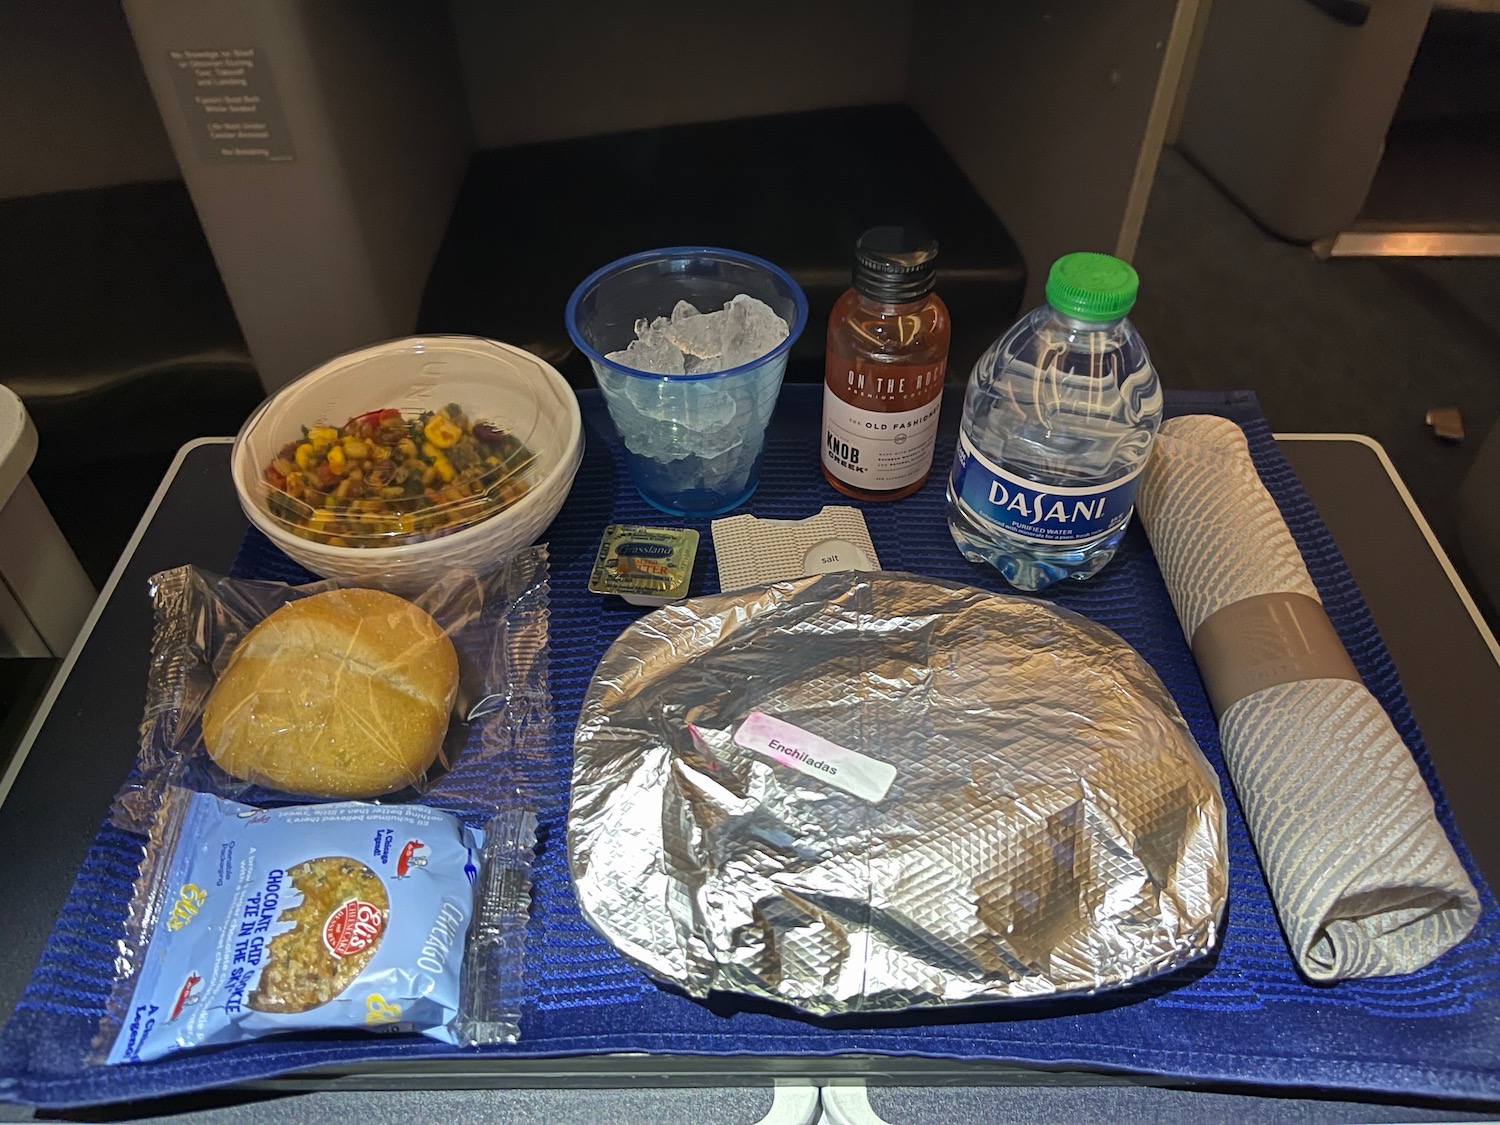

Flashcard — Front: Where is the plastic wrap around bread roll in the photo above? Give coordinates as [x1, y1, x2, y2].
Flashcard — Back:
[202, 588, 460, 799]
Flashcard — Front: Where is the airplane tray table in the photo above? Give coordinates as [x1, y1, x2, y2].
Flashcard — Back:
[1, 386, 1497, 1110]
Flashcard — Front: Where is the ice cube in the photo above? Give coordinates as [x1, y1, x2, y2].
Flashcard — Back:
[610, 371, 738, 444]
[716, 342, 767, 371]
[717, 294, 790, 369]
[684, 354, 727, 376]
[665, 307, 735, 360]
[619, 371, 679, 421]
[727, 293, 788, 337]
[606, 334, 685, 376]
[699, 444, 756, 494]
[677, 381, 738, 431]
[691, 423, 744, 459]
[620, 293, 789, 371]
[597, 370, 652, 448]
[630, 315, 674, 345]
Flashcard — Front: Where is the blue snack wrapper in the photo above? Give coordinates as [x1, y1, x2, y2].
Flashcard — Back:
[101, 789, 485, 1063]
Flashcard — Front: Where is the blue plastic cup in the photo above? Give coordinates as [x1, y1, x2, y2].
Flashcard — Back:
[566, 247, 808, 517]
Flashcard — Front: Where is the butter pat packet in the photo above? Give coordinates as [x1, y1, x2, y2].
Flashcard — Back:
[712, 506, 880, 591]
[589, 524, 699, 606]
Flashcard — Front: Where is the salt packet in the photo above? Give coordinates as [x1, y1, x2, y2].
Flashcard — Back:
[712, 506, 880, 592]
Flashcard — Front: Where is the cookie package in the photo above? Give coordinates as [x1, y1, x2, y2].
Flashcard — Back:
[97, 788, 537, 1064]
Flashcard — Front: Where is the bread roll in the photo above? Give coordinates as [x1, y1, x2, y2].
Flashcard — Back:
[203, 588, 459, 799]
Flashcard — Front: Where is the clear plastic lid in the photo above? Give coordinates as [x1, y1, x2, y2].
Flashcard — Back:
[259, 404, 540, 547]
[239, 338, 553, 548]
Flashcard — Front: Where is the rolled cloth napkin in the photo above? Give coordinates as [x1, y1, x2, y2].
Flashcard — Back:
[1137, 415, 1480, 980]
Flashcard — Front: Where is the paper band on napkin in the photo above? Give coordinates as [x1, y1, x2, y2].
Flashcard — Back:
[1138, 414, 1480, 982]
[1191, 592, 1361, 718]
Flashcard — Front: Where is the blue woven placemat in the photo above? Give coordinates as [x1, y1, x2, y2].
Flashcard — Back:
[3, 386, 1497, 1108]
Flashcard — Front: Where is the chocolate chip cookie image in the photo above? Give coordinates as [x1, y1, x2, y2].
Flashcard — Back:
[248, 857, 390, 1014]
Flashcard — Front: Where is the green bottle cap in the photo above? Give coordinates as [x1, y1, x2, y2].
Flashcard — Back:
[1044, 252, 1139, 322]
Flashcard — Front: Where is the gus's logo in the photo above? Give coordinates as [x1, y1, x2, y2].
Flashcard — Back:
[324, 899, 384, 958]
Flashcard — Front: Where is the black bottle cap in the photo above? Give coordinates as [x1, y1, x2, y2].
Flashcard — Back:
[852, 226, 939, 303]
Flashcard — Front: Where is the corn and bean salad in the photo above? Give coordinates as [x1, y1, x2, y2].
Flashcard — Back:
[263, 405, 534, 546]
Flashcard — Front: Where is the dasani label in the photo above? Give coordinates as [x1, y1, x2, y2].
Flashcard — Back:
[950, 431, 1144, 544]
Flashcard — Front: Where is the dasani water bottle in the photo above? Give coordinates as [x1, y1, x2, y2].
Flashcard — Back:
[946, 252, 1162, 591]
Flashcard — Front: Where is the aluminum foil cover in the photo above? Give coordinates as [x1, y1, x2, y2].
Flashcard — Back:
[570, 572, 1227, 1015]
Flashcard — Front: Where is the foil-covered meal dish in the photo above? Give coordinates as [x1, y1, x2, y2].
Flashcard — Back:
[570, 571, 1227, 1016]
